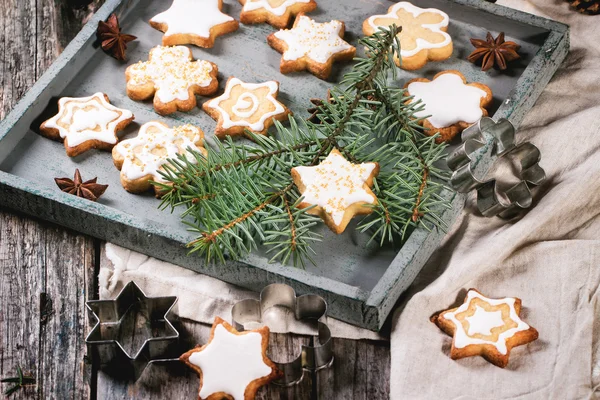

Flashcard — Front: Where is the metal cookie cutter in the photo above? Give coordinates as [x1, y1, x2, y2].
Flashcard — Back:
[85, 281, 179, 380]
[447, 117, 546, 218]
[231, 283, 333, 386]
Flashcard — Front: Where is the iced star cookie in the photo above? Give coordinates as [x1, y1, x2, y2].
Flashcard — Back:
[363, 1, 453, 70]
[125, 46, 219, 115]
[149, 0, 239, 48]
[40, 93, 134, 157]
[180, 317, 280, 400]
[112, 121, 207, 195]
[431, 289, 539, 368]
[267, 14, 356, 80]
[405, 70, 492, 143]
[239, 0, 317, 29]
[291, 148, 379, 234]
[203, 77, 291, 139]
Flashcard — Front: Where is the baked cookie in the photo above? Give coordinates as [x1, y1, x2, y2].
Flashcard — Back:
[267, 14, 356, 80]
[125, 46, 219, 115]
[203, 77, 291, 139]
[149, 0, 239, 48]
[112, 121, 207, 195]
[291, 148, 379, 234]
[363, 1, 452, 70]
[405, 70, 492, 143]
[180, 317, 280, 400]
[239, 0, 317, 28]
[40, 93, 134, 157]
[431, 289, 539, 368]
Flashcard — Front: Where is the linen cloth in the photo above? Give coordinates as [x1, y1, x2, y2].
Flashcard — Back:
[99, 0, 600, 398]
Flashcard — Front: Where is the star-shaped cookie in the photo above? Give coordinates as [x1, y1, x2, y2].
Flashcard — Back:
[112, 121, 207, 196]
[405, 70, 493, 143]
[203, 77, 291, 139]
[126, 45, 219, 115]
[267, 14, 356, 80]
[431, 288, 539, 368]
[363, 1, 453, 70]
[180, 317, 280, 400]
[39, 92, 134, 157]
[239, 0, 317, 29]
[150, 0, 239, 48]
[291, 148, 379, 234]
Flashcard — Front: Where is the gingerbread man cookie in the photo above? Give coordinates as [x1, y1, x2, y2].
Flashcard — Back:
[112, 121, 207, 195]
[40, 93, 134, 157]
[203, 77, 291, 139]
[125, 46, 219, 115]
[432, 289, 539, 368]
[405, 70, 492, 143]
[363, 1, 453, 70]
[180, 317, 280, 400]
[150, 0, 239, 48]
[239, 0, 317, 29]
[267, 14, 356, 80]
[291, 148, 379, 234]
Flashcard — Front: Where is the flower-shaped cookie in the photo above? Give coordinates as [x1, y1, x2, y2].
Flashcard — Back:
[40, 93, 134, 157]
[267, 14, 356, 80]
[150, 0, 239, 48]
[203, 77, 291, 139]
[432, 289, 539, 368]
[363, 1, 453, 70]
[112, 121, 207, 195]
[125, 46, 218, 115]
[291, 148, 379, 234]
[405, 70, 493, 143]
[180, 317, 280, 400]
[239, 0, 317, 28]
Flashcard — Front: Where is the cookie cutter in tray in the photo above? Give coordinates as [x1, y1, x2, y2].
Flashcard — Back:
[85, 281, 180, 380]
[231, 283, 334, 386]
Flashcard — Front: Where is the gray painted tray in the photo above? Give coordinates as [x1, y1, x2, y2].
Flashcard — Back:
[0, 0, 568, 330]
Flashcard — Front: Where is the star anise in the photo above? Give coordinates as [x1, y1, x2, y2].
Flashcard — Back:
[55, 169, 108, 201]
[307, 89, 334, 124]
[467, 32, 520, 72]
[565, 0, 600, 14]
[97, 13, 137, 61]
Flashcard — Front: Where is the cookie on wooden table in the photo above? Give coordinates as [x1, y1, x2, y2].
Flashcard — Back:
[125, 45, 219, 115]
[150, 0, 239, 48]
[40, 92, 134, 157]
[239, 0, 317, 28]
[405, 70, 492, 143]
[203, 77, 291, 139]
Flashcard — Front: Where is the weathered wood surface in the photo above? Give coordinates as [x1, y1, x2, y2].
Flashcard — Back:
[0, 1, 391, 399]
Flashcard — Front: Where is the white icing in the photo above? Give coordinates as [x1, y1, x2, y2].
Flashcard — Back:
[150, 0, 234, 39]
[465, 306, 504, 336]
[293, 150, 377, 226]
[367, 1, 451, 58]
[273, 15, 353, 64]
[443, 290, 531, 355]
[407, 73, 487, 128]
[243, 0, 311, 16]
[114, 121, 205, 182]
[43, 92, 133, 147]
[206, 78, 286, 131]
[188, 324, 272, 400]
[127, 46, 214, 104]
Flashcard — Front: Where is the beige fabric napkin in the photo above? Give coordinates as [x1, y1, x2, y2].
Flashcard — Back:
[390, 1, 600, 399]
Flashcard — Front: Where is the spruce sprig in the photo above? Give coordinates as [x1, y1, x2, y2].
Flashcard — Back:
[159, 25, 451, 267]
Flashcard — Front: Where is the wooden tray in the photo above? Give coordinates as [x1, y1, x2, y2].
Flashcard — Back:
[0, 0, 568, 330]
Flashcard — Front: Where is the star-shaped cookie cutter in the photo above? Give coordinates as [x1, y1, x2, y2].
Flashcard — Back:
[447, 117, 546, 218]
[85, 281, 179, 380]
[231, 283, 333, 386]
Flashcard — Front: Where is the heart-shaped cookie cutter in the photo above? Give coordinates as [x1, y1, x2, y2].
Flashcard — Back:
[231, 283, 333, 386]
[446, 117, 546, 218]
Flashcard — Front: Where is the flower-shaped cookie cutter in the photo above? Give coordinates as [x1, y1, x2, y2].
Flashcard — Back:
[447, 117, 546, 218]
[85, 281, 179, 380]
[231, 283, 333, 386]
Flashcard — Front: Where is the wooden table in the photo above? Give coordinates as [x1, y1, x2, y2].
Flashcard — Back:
[0, 1, 391, 398]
